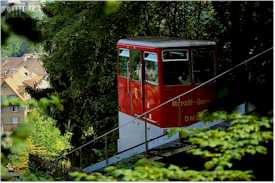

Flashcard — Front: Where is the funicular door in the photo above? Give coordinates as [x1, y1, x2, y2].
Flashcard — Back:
[128, 49, 144, 115]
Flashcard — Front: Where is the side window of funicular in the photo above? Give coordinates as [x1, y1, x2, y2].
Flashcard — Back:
[144, 52, 158, 84]
[192, 48, 214, 83]
[129, 50, 141, 81]
[162, 49, 191, 85]
[118, 48, 129, 77]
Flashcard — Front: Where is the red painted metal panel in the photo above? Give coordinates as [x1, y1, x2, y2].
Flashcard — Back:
[143, 83, 161, 125]
[117, 77, 130, 114]
[130, 80, 143, 115]
[158, 84, 216, 127]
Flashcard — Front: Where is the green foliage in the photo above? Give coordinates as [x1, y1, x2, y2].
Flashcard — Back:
[70, 112, 272, 181]
[190, 112, 272, 171]
[1, 9, 42, 44]
[70, 158, 253, 181]
[1, 122, 32, 180]
[1, 5, 44, 56]
[1, 35, 38, 58]
[166, 127, 189, 138]
[104, 1, 121, 15]
[16, 170, 54, 181]
[1, 96, 71, 180]
[26, 110, 72, 159]
[168, 112, 272, 178]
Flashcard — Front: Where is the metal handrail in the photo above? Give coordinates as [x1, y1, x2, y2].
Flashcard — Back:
[57, 47, 273, 161]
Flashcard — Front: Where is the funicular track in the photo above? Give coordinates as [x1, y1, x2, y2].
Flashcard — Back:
[56, 47, 273, 173]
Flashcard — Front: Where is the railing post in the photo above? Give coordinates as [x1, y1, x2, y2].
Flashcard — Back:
[105, 135, 108, 166]
[60, 158, 64, 175]
[178, 97, 182, 127]
[79, 149, 82, 169]
[63, 158, 66, 175]
[144, 114, 148, 154]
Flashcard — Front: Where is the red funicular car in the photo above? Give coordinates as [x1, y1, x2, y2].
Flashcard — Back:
[117, 37, 217, 129]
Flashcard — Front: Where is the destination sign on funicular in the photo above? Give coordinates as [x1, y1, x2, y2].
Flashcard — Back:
[171, 98, 210, 107]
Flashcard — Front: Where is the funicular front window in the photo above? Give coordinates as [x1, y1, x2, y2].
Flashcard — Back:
[118, 48, 129, 77]
[144, 52, 158, 84]
[192, 48, 214, 83]
[162, 49, 191, 85]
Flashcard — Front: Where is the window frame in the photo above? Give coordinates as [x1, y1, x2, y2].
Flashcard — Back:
[119, 48, 130, 57]
[11, 116, 19, 124]
[129, 49, 142, 81]
[144, 51, 158, 85]
[8, 95, 17, 99]
[162, 49, 189, 62]
[118, 48, 130, 78]
[9, 105, 19, 112]
[162, 49, 191, 86]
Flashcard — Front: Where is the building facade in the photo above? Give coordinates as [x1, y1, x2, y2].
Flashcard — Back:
[1, 0, 41, 14]
[1, 54, 49, 133]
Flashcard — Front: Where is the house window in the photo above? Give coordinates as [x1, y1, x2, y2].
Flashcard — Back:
[11, 116, 19, 124]
[8, 95, 17, 99]
[9, 105, 20, 112]
[118, 48, 129, 77]
[144, 52, 158, 84]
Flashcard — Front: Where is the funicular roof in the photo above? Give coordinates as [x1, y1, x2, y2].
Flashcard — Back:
[117, 37, 216, 48]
